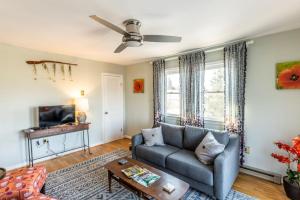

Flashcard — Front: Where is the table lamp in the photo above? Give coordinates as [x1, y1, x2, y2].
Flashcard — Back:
[76, 90, 89, 123]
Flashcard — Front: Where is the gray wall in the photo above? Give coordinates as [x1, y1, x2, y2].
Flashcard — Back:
[0, 43, 125, 169]
[245, 28, 300, 173]
[124, 28, 300, 174]
[125, 62, 153, 136]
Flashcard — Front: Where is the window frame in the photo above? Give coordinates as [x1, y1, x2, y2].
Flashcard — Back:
[163, 60, 225, 127]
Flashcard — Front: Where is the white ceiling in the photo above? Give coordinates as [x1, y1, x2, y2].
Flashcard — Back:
[1, 0, 300, 65]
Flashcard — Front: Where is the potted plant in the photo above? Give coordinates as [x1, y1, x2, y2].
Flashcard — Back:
[271, 136, 300, 200]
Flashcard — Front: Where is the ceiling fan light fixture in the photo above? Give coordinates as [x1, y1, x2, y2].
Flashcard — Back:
[126, 40, 142, 47]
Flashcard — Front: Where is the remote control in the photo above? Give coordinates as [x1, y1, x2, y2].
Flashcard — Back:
[118, 159, 128, 165]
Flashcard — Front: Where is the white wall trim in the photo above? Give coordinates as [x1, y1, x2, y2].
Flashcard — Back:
[123, 135, 132, 139]
[240, 165, 282, 184]
[6, 141, 104, 171]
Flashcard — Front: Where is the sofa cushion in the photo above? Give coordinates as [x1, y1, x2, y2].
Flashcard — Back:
[0, 166, 48, 200]
[159, 122, 184, 148]
[184, 126, 229, 151]
[136, 144, 180, 167]
[166, 149, 214, 186]
[195, 132, 225, 165]
[183, 126, 207, 150]
[141, 126, 164, 146]
[208, 129, 229, 146]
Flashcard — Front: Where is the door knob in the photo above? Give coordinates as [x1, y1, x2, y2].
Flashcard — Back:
[104, 112, 108, 114]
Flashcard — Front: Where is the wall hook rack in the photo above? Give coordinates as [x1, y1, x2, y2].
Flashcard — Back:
[26, 60, 77, 66]
[26, 60, 77, 81]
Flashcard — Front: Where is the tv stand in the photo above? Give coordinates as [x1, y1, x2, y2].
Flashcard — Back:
[23, 123, 91, 166]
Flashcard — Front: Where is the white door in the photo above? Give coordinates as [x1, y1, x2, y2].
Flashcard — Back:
[102, 73, 124, 143]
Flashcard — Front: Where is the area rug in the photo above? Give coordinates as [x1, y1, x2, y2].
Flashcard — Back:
[45, 149, 255, 200]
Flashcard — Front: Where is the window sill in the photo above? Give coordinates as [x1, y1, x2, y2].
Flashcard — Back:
[165, 114, 179, 118]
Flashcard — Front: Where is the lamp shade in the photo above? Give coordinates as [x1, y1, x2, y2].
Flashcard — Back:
[76, 97, 89, 112]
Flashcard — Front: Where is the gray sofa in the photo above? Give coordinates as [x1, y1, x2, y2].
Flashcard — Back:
[131, 122, 240, 200]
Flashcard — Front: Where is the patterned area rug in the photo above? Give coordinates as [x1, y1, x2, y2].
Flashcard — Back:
[45, 149, 255, 200]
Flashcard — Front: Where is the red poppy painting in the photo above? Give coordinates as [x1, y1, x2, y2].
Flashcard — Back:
[133, 79, 144, 93]
[276, 61, 300, 89]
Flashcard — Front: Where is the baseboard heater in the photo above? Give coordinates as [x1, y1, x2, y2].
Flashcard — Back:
[240, 165, 282, 184]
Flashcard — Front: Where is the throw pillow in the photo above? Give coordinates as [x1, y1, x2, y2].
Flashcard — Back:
[195, 132, 225, 165]
[141, 126, 165, 146]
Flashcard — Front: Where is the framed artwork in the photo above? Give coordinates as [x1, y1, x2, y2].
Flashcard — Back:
[276, 61, 300, 89]
[133, 79, 144, 93]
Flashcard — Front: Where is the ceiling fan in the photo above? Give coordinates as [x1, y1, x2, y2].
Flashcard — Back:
[90, 15, 182, 53]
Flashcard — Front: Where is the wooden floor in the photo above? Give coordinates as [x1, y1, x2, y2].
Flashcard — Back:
[34, 139, 286, 200]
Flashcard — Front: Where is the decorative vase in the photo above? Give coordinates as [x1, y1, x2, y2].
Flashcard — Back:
[283, 176, 300, 200]
[77, 112, 87, 123]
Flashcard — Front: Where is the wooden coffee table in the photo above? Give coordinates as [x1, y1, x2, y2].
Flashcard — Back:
[104, 157, 189, 200]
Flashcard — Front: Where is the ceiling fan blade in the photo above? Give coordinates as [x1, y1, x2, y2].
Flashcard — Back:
[114, 43, 128, 53]
[90, 15, 128, 36]
[143, 35, 182, 43]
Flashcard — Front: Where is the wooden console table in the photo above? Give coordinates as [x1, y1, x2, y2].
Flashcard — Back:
[23, 123, 91, 166]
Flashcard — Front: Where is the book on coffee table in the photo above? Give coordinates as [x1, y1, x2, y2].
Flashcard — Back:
[131, 169, 160, 187]
[122, 165, 160, 187]
[121, 165, 145, 178]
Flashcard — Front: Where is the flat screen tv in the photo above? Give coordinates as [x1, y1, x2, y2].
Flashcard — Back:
[38, 105, 75, 128]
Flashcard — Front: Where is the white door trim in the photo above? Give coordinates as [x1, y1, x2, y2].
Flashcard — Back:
[101, 73, 124, 143]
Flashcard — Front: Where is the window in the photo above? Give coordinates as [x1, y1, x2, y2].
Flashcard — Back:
[164, 60, 225, 123]
[204, 61, 225, 122]
[165, 69, 180, 116]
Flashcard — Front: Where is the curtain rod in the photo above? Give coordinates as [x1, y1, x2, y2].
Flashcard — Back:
[149, 39, 254, 63]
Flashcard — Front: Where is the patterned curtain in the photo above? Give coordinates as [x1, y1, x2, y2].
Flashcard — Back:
[179, 51, 205, 127]
[224, 41, 247, 165]
[153, 59, 166, 126]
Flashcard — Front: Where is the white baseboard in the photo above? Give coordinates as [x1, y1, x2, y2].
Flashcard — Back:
[123, 135, 132, 139]
[240, 165, 282, 184]
[6, 162, 28, 171]
[6, 141, 104, 171]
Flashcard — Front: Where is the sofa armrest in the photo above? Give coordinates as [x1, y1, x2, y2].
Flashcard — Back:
[131, 133, 144, 159]
[214, 134, 240, 200]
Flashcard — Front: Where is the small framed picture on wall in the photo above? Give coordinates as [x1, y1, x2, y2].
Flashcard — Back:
[276, 61, 300, 89]
[133, 79, 144, 93]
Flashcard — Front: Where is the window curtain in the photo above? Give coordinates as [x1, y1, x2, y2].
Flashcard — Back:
[153, 59, 166, 126]
[224, 41, 247, 165]
[179, 51, 205, 127]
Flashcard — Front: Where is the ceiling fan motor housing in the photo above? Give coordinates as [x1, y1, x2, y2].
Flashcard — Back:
[123, 19, 143, 47]
[123, 19, 141, 34]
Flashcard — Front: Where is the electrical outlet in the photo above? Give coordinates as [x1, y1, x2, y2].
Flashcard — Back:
[245, 146, 250, 154]
[43, 139, 49, 144]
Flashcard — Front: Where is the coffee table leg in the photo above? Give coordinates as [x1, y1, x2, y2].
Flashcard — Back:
[138, 191, 143, 199]
[108, 170, 112, 193]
